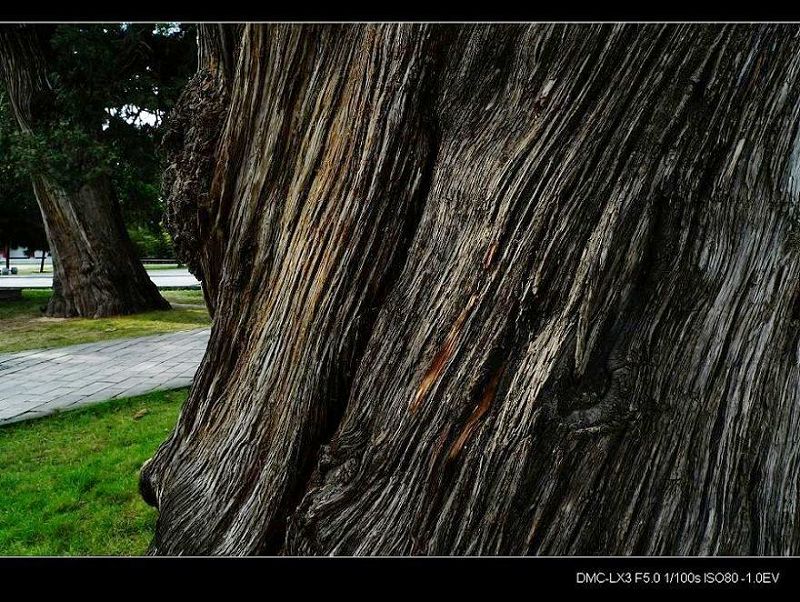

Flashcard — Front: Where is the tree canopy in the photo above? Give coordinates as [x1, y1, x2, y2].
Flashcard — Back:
[0, 23, 196, 253]
[0, 91, 46, 251]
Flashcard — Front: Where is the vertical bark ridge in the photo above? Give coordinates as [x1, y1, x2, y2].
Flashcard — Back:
[145, 24, 447, 555]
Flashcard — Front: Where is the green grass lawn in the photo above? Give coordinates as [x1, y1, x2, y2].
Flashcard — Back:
[141, 263, 182, 270]
[0, 388, 185, 555]
[0, 289, 209, 354]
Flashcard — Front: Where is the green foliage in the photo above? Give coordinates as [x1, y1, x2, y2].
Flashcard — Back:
[1, 24, 196, 237]
[47, 24, 196, 227]
[127, 224, 175, 258]
[5, 119, 116, 191]
[0, 94, 47, 249]
[0, 388, 186, 555]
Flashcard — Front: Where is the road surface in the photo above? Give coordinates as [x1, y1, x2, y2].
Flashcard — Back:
[0, 267, 200, 289]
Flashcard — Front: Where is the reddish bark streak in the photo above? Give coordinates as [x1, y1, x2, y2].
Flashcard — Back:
[410, 295, 477, 413]
[447, 364, 505, 461]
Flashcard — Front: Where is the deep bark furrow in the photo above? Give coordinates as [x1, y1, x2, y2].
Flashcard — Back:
[145, 24, 446, 555]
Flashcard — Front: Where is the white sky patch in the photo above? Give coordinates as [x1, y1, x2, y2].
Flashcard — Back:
[103, 105, 164, 130]
[155, 23, 182, 35]
[120, 22, 181, 35]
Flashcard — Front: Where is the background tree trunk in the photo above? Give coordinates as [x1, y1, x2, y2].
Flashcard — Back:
[0, 25, 170, 317]
[143, 23, 800, 555]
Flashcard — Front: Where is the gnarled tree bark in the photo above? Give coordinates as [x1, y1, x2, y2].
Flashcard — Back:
[143, 23, 800, 555]
[161, 24, 243, 315]
[0, 25, 170, 317]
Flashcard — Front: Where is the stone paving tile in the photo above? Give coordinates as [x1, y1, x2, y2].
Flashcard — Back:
[0, 328, 210, 426]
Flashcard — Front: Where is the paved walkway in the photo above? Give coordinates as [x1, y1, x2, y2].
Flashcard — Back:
[0, 268, 201, 290]
[0, 328, 210, 426]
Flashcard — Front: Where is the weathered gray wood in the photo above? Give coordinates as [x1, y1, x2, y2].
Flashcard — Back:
[143, 23, 800, 555]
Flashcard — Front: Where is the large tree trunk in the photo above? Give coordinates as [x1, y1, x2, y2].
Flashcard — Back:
[0, 25, 170, 317]
[142, 23, 800, 555]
